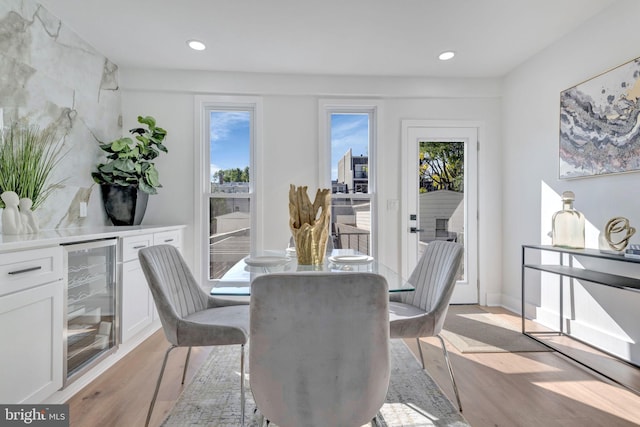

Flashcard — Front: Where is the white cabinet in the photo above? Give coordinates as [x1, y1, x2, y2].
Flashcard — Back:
[0, 225, 184, 403]
[120, 254, 153, 343]
[0, 247, 63, 403]
[120, 229, 182, 343]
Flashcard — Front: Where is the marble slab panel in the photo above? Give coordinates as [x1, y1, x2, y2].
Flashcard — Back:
[0, 0, 122, 233]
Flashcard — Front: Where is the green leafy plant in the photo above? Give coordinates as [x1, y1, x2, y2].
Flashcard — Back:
[91, 116, 168, 194]
[0, 122, 66, 209]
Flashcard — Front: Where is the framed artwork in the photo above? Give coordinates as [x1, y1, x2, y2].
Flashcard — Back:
[559, 57, 640, 178]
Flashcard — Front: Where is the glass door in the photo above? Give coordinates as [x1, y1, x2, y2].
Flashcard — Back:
[63, 239, 117, 385]
[403, 124, 478, 304]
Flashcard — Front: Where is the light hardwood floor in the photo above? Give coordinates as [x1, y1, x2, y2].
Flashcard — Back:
[66, 306, 640, 427]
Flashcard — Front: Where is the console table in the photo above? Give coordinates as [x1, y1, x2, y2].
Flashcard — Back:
[521, 244, 640, 394]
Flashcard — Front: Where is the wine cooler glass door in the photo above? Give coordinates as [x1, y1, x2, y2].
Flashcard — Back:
[63, 238, 117, 385]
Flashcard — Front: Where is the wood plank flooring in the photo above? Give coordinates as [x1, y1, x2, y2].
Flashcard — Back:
[66, 306, 640, 427]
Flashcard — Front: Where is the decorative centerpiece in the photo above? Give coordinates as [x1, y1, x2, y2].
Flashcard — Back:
[288, 184, 331, 265]
[91, 116, 167, 225]
[598, 216, 635, 253]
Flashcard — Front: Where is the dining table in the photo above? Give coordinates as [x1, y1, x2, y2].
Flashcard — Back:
[210, 249, 415, 296]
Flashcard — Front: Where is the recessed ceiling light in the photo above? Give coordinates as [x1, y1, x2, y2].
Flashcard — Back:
[187, 40, 206, 51]
[438, 51, 455, 61]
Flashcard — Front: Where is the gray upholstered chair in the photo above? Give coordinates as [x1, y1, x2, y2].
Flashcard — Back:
[389, 240, 464, 412]
[249, 272, 390, 427]
[138, 245, 250, 427]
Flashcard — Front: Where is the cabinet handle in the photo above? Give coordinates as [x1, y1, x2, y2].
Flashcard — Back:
[133, 245, 147, 249]
[8, 266, 42, 275]
[164, 239, 174, 243]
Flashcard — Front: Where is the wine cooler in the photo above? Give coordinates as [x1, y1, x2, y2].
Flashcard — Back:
[62, 238, 118, 386]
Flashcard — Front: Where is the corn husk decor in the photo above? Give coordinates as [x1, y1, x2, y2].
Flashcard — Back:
[288, 184, 331, 265]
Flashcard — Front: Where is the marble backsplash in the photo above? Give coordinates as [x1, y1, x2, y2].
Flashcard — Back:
[0, 0, 121, 232]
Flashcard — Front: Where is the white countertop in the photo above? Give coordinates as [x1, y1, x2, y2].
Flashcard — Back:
[0, 225, 186, 252]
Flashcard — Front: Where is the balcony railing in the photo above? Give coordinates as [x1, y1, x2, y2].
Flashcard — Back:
[333, 231, 370, 256]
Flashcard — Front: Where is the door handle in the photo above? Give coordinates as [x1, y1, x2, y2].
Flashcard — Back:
[410, 227, 424, 233]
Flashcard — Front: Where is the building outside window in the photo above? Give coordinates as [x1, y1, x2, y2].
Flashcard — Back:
[321, 104, 378, 256]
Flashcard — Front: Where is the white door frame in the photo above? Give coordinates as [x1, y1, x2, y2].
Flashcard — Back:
[401, 120, 480, 304]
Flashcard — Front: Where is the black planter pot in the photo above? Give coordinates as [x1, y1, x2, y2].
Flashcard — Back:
[100, 184, 149, 226]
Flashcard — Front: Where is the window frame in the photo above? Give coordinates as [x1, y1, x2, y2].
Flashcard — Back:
[319, 99, 381, 258]
[194, 95, 263, 287]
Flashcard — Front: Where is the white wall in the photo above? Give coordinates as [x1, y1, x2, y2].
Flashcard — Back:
[121, 91, 195, 263]
[120, 71, 503, 303]
[502, 0, 640, 363]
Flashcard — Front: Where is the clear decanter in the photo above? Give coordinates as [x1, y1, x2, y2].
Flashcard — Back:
[552, 191, 585, 249]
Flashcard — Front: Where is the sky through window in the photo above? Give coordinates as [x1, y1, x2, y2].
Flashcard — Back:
[331, 113, 369, 180]
[209, 111, 250, 182]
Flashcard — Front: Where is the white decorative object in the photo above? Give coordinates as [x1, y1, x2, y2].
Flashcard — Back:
[1, 193, 40, 235]
[19, 198, 39, 234]
[1, 191, 24, 235]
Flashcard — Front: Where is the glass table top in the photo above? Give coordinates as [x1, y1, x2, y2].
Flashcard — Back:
[210, 249, 415, 296]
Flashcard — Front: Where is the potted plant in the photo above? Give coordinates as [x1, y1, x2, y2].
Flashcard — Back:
[0, 122, 66, 210]
[92, 115, 168, 225]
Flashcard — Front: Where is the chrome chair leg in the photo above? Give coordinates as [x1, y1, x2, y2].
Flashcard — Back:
[145, 345, 178, 427]
[181, 346, 192, 384]
[240, 344, 245, 426]
[436, 334, 462, 412]
[416, 338, 426, 369]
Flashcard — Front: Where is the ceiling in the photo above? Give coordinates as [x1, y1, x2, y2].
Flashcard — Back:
[38, 0, 616, 79]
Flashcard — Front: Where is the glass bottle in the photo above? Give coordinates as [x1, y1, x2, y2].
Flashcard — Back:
[552, 191, 585, 249]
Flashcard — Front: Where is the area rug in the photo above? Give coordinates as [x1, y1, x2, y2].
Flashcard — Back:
[440, 305, 551, 353]
[162, 340, 470, 426]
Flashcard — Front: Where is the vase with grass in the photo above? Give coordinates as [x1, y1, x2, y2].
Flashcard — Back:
[0, 122, 66, 233]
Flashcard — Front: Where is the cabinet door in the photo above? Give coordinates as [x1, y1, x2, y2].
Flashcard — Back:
[0, 281, 63, 403]
[120, 259, 153, 343]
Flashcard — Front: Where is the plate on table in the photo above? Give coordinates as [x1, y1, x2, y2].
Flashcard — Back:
[329, 255, 374, 264]
[244, 256, 291, 267]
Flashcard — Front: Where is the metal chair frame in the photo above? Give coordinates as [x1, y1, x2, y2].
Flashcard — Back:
[145, 344, 245, 427]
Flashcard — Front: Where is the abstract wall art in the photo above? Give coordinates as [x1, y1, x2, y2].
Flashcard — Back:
[559, 57, 640, 178]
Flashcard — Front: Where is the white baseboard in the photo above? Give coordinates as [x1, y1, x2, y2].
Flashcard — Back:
[519, 305, 637, 365]
[498, 293, 522, 315]
[477, 294, 638, 364]
[484, 292, 503, 307]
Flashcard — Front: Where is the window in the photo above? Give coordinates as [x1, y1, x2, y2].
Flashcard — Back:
[208, 109, 252, 280]
[196, 96, 261, 286]
[320, 102, 379, 257]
